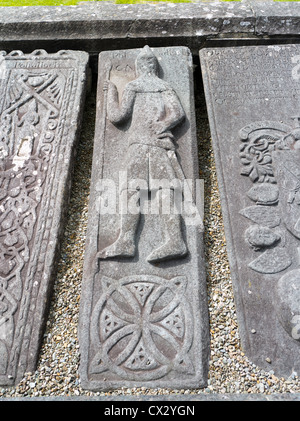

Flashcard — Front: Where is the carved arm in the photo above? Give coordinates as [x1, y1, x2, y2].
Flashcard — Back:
[157, 89, 185, 136]
[106, 82, 136, 125]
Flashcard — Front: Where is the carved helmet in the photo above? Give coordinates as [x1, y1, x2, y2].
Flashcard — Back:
[136, 45, 158, 76]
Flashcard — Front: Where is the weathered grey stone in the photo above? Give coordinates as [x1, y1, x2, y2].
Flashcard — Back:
[0, 49, 88, 386]
[0, 2, 255, 49]
[1, 393, 300, 402]
[79, 46, 209, 391]
[248, 0, 300, 36]
[1, 2, 300, 62]
[200, 44, 300, 378]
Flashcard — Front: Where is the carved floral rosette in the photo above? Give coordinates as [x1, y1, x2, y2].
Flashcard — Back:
[0, 50, 88, 385]
[239, 120, 300, 342]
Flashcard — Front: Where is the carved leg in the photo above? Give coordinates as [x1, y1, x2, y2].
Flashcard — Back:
[147, 213, 187, 263]
[147, 189, 187, 263]
[96, 190, 140, 259]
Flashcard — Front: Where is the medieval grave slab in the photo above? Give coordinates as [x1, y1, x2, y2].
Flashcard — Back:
[79, 46, 209, 391]
[0, 49, 89, 386]
[200, 44, 300, 378]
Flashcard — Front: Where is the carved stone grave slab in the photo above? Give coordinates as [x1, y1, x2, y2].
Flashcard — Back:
[79, 46, 209, 391]
[200, 44, 300, 377]
[0, 49, 89, 386]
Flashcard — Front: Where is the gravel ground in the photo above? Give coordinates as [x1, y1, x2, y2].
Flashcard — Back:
[0, 69, 299, 398]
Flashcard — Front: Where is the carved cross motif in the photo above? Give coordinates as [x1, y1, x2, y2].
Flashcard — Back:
[89, 275, 194, 381]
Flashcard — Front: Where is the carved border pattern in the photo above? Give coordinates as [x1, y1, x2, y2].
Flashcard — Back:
[0, 50, 87, 383]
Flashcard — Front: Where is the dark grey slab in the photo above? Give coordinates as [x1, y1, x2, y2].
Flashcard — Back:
[200, 44, 300, 378]
[0, 49, 89, 386]
[79, 46, 209, 391]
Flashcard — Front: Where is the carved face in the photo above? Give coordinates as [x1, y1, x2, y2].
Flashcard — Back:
[136, 56, 158, 76]
[136, 48, 158, 76]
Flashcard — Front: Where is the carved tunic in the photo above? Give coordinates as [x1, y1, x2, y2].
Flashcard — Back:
[107, 75, 185, 189]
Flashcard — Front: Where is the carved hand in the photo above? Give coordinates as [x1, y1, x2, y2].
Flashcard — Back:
[103, 80, 116, 92]
[155, 120, 169, 136]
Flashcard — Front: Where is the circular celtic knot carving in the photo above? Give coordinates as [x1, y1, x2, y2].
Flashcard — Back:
[89, 275, 194, 381]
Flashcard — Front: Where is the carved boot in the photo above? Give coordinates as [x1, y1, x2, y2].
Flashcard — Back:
[96, 213, 139, 259]
[147, 213, 187, 263]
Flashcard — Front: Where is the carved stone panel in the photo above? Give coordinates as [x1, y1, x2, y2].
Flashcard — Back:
[200, 45, 300, 377]
[0, 49, 89, 386]
[79, 46, 209, 391]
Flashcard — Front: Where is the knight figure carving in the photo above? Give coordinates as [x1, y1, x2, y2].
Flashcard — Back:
[96, 46, 188, 263]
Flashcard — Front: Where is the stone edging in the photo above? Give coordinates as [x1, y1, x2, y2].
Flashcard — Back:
[0, 1, 300, 59]
[0, 392, 300, 400]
